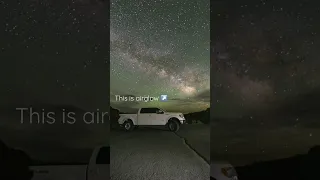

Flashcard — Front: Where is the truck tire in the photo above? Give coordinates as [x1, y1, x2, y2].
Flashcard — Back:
[123, 120, 134, 131]
[167, 120, 180, 132]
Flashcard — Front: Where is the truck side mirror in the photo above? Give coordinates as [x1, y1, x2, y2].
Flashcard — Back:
[156, 110, 164, 114]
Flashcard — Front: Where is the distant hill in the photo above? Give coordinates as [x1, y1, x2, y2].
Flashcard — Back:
[252, 89, 320, 128]
[110, 107, 211, 125]
[34, 104, 85, 113]
[0, 103, 87, 119]
[236, 145, 320, 180]
[275, 88, 320, 116]
[184, 108, 210, 124]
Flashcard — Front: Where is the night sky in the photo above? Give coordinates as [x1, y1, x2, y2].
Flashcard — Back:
[0, 0, 109, 163]
[211, 0, 320, 165]
[1, 0, 109, 112]
[1, 0, 319, 166]
[110, 0, 210, 113]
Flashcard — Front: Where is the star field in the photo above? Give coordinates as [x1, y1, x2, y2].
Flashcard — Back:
[0, 0, 109, 164]
[0, 0, 109, 111]
[110, 0, 210, 113]
[211, 0, 320, 165]
[212, 0, 320, 115]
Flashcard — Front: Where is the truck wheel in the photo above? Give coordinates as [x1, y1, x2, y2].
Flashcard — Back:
[167, 120, 180, 132]
[123, 120, 134, 131]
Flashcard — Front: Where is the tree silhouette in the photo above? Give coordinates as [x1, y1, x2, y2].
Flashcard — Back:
[0, 140, 33, 180]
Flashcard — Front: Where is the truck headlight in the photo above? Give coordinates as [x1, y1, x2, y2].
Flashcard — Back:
[179, 114, 184, 118]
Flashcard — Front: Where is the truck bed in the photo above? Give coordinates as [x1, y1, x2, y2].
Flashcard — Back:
[118, 114, 137, 123]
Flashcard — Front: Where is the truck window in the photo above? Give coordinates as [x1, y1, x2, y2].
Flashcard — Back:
[140, 108, 150, 113]
[140, 108, 159, 113]
[149, 108, 159, 113]
[96, 146, 110, 164]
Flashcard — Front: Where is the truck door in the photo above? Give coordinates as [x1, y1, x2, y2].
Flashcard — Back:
[154, 108, 167, 125]
[138, 108, 153, 125]
[87, 146, 110, 180]
[138, 108, 165, 125]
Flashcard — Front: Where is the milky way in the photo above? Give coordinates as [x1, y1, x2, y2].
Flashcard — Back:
[211, 0, 320, 165]
[212, 0, 320, 116]
[110, 0, 210, 113]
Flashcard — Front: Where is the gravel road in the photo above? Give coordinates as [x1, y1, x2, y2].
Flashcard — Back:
[110, 127, 210, 180]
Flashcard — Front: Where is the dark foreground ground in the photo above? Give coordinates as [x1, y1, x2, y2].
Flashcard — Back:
[2, 117, 319, 180]
[210, 120, 320, 180]
[110, 126, 210, 180]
